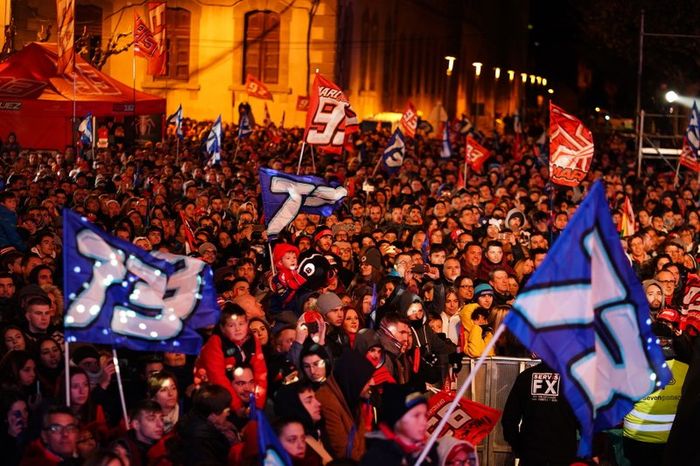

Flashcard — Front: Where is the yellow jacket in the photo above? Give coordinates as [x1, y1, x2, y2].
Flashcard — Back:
[458, 303, 495, 358]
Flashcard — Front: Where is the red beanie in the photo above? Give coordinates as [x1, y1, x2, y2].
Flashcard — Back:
[273, 243, 300, 267]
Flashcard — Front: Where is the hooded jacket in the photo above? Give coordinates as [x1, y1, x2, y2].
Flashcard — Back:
[398, 293, 456, 384]
[316, 350, 374, 461]
[458, 303, 495, 358]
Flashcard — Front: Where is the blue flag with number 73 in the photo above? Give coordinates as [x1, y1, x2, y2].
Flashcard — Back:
[259, 167, 347, 238]
[504, 180, 671, 458]
[62, 209, 220, 354]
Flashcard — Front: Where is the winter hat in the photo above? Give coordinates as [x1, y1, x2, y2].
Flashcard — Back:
[333, 349, 375, 414]
[354, 328, 382, 356]
[360, 247, 383, 270]
[198, 242, 217, 255]
[379, 383, 428, 429]
[642, 279, 664, 300]
[316, 292, 343, 315]
[72, 345, 100, 365]
[437, 437, 478, 466]
[313, 226, 333, 243]
[271, 311, 298, 335]
[505, 208, 525, 228]
[473, 283, 494, 299]
[398, 292, 423, 317]
[273, 243, 300, 267]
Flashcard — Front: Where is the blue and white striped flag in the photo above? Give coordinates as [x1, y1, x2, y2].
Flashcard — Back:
[206, 115, 222, 165]
[440, 123, 451, 158]
[238, 111, 252, 139]
[78, 113, 93, 147]
[381, 128, 406, 174]
[167, 104, 183, 139]
[680, 101, 700, 171]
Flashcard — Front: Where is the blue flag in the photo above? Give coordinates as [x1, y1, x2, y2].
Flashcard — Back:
[238, 111, 252, 139]
[167, 104, 183, 139]
[259, 167, 347, 237]
[504, 180, 671, 457]
[382, 128, 406, 174]
[206, 115, 222, 165]
[680, 101, 700, 170]
[79, 113, 93, 146]
[62, 209, 220, 354]
[251, 396, 292, 466]
[440, 123, 451, 158]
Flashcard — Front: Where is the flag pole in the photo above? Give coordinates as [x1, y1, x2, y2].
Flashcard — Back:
[112, 348, 130, 427]
[371, 153, 383, 177]
[64, 341, 71, 405]
[232, 138, 241, 164]
[310, 145, 317, 173]
[297, 141, 307, 175]
[415, 324, 505, 466]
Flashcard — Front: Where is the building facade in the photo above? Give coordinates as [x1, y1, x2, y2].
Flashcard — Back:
[2, 0, 536, 129]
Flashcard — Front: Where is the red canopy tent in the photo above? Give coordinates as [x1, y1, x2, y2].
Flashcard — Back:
[0, 42, 166, 150]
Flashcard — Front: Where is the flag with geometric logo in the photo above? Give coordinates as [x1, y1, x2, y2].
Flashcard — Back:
[505, 180, 671, 457]
[399, 101, 418, 139]
[466, 135, 491, 172]
[382, 128, 406, 174]
[549, 102, 594, 186]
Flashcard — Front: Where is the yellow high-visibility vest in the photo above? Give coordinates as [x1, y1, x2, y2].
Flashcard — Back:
[623, 359, 688, 444]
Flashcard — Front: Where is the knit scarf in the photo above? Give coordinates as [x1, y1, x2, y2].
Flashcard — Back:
[378, 423, 424, 455]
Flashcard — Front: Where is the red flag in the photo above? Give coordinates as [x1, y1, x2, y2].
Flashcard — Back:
[466, 135, 492, 172]
[56, 0, 75, 75]
[134, 13, 165, 76]
[245, 74, 273, 100]
[549, 102, 594, 186]
[146, 2, 166, 76]
[399, 101, 418, 138]
[134, 14, 159, 58]
[304, 74, 358, 154]
[427, 390, 501, 445]
[296, 96, 310, 111]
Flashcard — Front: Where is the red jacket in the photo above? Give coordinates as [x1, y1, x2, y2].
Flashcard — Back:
[194, 333, 267, 411]
[19, 439, 73, 466]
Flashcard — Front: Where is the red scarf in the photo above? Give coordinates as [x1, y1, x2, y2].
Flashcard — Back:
[378, 423, 424, 455]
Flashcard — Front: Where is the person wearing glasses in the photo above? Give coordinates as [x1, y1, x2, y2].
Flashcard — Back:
[437, 436, 479, 466]
[20, 405, 80, 466]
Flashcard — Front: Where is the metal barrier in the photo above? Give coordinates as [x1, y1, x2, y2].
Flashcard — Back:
[454, 357, 540, 466]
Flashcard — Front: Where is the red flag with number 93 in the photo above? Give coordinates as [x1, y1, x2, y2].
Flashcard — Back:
[426, 390, 501, 445]
[304, 74, 358, 154]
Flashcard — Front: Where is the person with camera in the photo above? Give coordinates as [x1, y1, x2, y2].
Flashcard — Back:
[398, 292, 456, 387]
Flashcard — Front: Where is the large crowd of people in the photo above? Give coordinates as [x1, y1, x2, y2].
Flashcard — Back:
[0, 111, 698, 466]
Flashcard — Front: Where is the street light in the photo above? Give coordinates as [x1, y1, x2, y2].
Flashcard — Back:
[536, 76, 542, 85]
[444, 56, 456, 120]
[472, 62, 482, 128]
[507, 70, 515, 81]
[445, 56, 456, 76]
[520, 73, 528, 83]
[548, 88, 554, 95]
[494, 67, 501, 79]
[542, 78, 547, 87]
[665, 90, 679, 103]
[529, 74, 536, 84]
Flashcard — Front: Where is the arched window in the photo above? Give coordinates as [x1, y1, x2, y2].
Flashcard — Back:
[244, 10, 280, 84]
[164, 7, 191, 80]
